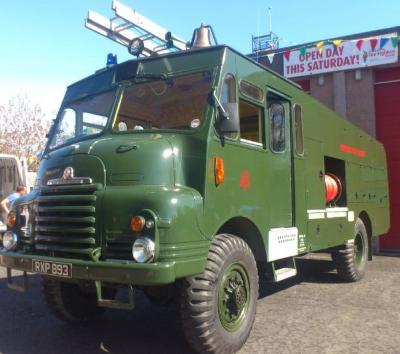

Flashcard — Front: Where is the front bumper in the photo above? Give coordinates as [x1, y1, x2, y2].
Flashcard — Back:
[0, 252, 177, 285]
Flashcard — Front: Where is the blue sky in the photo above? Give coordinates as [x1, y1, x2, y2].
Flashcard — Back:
[1, 0, 399, 116]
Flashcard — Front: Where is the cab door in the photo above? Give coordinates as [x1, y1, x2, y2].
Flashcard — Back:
[266, 91, 293, 227]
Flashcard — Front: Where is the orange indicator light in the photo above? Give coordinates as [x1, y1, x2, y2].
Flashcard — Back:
[214, 157, 225, 186]
[131, 215, 145, 233]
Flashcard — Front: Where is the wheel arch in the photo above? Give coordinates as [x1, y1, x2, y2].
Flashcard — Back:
[359, 210, 373, 261]
[216, 217, 267, 262]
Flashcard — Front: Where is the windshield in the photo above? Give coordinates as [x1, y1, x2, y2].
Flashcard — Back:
[49, 90, 116, 150]
[113, 71, 212, 132]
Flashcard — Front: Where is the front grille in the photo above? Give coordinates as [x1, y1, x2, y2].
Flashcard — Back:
[33, 185, 99, 260]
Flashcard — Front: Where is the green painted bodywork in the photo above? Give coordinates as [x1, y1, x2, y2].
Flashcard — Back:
[0, 46, 389, 285]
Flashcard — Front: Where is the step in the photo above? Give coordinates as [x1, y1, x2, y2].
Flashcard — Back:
[274, 267, 297, 282]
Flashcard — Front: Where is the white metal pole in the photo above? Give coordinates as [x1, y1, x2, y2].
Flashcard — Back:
[268, 7, 272, 35]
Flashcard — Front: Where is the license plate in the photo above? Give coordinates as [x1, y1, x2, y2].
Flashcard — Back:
[32, 260, 72, 278]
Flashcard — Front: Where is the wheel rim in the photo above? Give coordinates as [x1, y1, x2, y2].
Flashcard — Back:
[353, 232, 365, 268]
[218, 262, 251, 332]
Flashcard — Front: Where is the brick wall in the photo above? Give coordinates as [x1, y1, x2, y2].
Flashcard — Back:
[309, 74, 334, 109]
[345, 69, 376, 136]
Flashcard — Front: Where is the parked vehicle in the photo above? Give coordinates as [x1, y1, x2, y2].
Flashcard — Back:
[0, 27, 389, 354]
[0, 154, 30, 233]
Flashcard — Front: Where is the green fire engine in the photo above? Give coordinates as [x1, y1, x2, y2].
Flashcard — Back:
[0, 24, 389, 354]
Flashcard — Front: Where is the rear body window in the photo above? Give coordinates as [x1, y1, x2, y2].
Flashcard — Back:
[294, 104, 304, 155]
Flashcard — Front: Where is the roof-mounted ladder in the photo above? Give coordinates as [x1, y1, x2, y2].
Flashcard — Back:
[85, 0, 188, 57]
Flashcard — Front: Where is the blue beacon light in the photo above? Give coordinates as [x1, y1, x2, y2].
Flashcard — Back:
[106, 53, 117, 67]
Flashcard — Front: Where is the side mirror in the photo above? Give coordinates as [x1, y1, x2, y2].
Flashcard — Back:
[218, 103, 239, 133]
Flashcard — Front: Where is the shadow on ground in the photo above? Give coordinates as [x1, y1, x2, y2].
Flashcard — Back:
[0, 256, 340, 354]
[258, 256, 340, 299]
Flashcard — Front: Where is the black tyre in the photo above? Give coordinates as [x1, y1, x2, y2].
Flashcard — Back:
[180, 234, 259, 354]
[332, 218, 368, 282]
[42, 277, 111, 323]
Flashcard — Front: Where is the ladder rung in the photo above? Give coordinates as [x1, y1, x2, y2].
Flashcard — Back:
[85, 0, 186, 58]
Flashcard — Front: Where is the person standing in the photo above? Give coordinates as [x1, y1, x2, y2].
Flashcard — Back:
[0, 185, 27, 215]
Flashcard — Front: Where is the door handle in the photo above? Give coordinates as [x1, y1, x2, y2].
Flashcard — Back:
[116, 145, 138, 153]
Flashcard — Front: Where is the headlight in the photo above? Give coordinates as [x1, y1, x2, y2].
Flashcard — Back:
[132, 237, 155, 263]
[2, 231, 18, 251]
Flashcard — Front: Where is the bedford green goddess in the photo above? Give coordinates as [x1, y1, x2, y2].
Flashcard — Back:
[0, 27, 389, 353]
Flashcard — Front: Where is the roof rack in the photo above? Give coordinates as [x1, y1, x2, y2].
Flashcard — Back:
[85, 0, 188, 57]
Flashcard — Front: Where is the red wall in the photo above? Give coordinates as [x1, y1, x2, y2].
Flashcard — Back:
[293, 79, 310, 93]
[375, 67, 400, 249]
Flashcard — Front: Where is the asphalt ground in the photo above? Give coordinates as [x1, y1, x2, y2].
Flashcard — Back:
[0, 254, 399, 354]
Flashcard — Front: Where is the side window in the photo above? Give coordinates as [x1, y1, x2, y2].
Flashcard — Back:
[82, 113, 108, 136]
[220, 74, 237, 139]
[269, 102, 285, 153]
[239, 100, 263, 145]
[239, 80, 264, 102]
[49, 108, 76, 149]
[221, 74, 236, 105]
[294, 104, 304, 155]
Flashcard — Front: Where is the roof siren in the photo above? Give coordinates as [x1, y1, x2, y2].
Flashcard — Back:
[190, 24, 218, 49]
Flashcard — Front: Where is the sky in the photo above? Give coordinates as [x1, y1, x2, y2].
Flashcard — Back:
[1, 0, 399, 118]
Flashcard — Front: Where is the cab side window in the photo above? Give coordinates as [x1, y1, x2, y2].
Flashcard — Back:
[269, 102, 285, 153]
[221, 74, 236, 105]
[239, 100, 263, 145]
[220, 74, 237, 139]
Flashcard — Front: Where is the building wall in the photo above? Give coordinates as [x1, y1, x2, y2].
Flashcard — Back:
[309, 74, 334, 109]
[345, 68, 376, 136]
[293, 69, 377, 137]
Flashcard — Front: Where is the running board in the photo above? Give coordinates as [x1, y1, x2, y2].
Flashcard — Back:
[271, 258, 297, 282]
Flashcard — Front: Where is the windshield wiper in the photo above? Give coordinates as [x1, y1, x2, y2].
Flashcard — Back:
[133, 73, 167, 82]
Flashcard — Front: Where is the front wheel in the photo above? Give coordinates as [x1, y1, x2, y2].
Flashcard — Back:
[332, 218, 369, 282]
[180, 234, 259, 354]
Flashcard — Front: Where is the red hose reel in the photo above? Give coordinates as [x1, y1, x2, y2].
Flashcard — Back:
[324, 173, 342, 203]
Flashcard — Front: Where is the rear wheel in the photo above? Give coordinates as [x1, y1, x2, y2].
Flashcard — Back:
[332, 218, 368, 282]
[42, 277, 113, 323]
[180, 234, 258, 354]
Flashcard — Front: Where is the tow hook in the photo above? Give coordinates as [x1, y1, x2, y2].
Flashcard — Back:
[95, 281, 135, 310]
